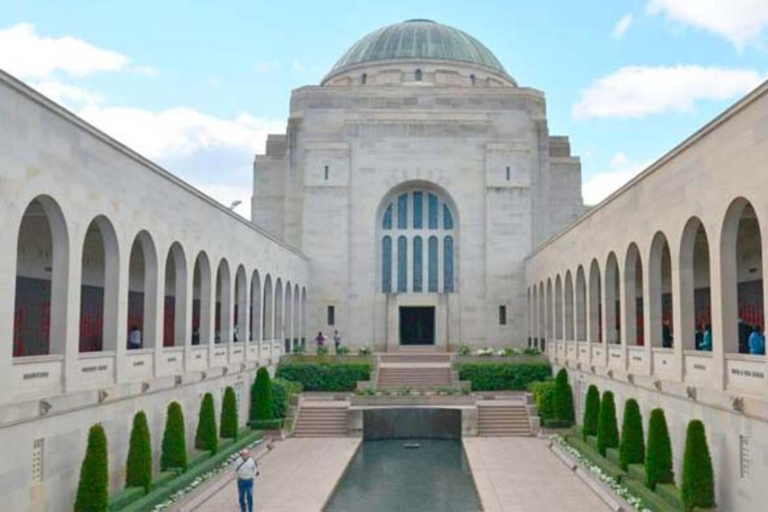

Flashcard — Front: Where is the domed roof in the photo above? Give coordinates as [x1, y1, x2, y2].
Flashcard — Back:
[328, 19, 508, 77]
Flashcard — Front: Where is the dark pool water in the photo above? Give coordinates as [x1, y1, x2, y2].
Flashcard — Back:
[324, 439, 482, 512]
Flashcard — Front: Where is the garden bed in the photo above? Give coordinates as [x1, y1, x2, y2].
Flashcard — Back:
[276, 358, 373, 391]
[458, 360, 551, 391]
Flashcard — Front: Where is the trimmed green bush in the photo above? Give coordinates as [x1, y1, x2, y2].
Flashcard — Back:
[276, 361, 372, 391]
[161, 402, 187, 472]
[529, 380, 556, 421]
[596, 391, 619, 456]
[681, 420, 715, 510]
[582, 385, 600, 441]
[251, 367, 273, 421]
[125, 411, 152, 492]
[553, 369, 575, 424]
[645, 408, 674, 490]
[271, 378, 303, 419]
[220, 386, 238, 440]
[195, 393, 218, 454]
[75, 423, 109, 512]
[619, 399, 644, 471]
[458, 361, 551, 391]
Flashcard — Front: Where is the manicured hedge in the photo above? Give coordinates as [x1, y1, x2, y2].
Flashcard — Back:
[75, 423, 109, 512]
[458, 361, 551, 391]
[251, 367, 273, 421]
[646, 408, 674, 490]
[597, 391, 619, 456]
[125, 411, 152, 492]
[681, 420, 715, 510]
[161, 402, 187, 472]
[271, 378, 303, 419]
[553, 369, 575, 425]
[582, 385, 600, 441]
[220, 386, 238, 440]
[529, 380, 556, 421]
[195, 393, 218, 454]
[619, 399, 645, 471]
[276, 361, 372, 391]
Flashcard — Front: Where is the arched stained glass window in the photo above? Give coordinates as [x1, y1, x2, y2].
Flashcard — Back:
[382, 204, 392, 230]
[428, 194, 438, 229]
[444, 236, 454, 292]
[444, 205, 454, 230]
[397, 236, 408, 292]
[413, 192, 423, 229]
[428, 236, 438, 292]
[382, 236, 392, 293]
[413, 236, 423, 292]
[397, 194, 408, 229]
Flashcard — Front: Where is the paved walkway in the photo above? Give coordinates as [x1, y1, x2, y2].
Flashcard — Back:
[193, 438, 361, 512]
[463, 437, 611, 512]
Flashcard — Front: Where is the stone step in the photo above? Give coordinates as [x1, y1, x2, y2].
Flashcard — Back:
[293, 404, 349, 437]
[477, 405, 532, 437]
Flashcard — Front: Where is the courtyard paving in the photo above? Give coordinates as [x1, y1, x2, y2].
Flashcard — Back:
[463, 437, 611, 512]
[190, 437, 361, 512]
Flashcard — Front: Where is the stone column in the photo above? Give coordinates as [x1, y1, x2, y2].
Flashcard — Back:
[669, 242, 684, 382]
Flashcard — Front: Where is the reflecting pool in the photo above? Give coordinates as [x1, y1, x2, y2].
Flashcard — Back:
[324, 439, 482, 512]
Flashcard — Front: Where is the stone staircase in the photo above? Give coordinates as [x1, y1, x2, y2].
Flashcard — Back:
[477, 401, 532, 436]
[376, 353, 454, 388]
[292, 401, 349, 437]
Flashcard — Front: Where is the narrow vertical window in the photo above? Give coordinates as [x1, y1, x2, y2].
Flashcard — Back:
[415, 69, 422, 81]
[499, 305, 507, 325]
[413, 236, 423, 292]
[444, 205, 454, 230]
[327, 305, 335, 326]
[382, 204, 392, 230]
[361, 73, 367, 85]
[428, 236, 438, 292]
[382, 236, 392, 293]
[324, 165, 329, 180]
[428, 194, 438, 229]
[397, 236, 408, 292]
[506, 166, 511, 181]
[413, 191, 423, 229]
[397, 194, 408, 229]
[444, 236, 454, 292]
[470, 74, 476, 86]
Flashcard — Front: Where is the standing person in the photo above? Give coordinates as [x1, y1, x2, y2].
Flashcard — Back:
[333, 330, 342, 353]
[128, 325, 142, 350]
[662, 320, 673, 348]
[234, 448, 258, 512]
[700, 324, 713, 352]
[748, 325, 765, 355]
[314, 331, 326, 348]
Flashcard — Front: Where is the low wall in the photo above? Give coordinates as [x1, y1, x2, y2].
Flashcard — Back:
[363, 408, 462, 440]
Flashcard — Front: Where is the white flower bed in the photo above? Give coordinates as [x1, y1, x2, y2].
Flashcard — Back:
[551, 435, 651, 512]
[152, 438, 265, 511]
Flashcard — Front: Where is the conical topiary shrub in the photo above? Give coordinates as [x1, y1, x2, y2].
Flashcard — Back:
[681, 420, 715, 510]
[195, 393, 218, 454]
[161, 401, 187, 472]
[645, 408, 674, 490]
[74, 423, 109, 512]
[251, 367, 273, 422]
[220, 386, 239, 440]
[596, 391, 619, 456]
[125, 411, 152, 492]
[554, 368, 575, 425]
[583, 385, 600, 440]
[619, 399, 644, 470]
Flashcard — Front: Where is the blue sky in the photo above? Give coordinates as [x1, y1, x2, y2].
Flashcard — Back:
[2, 0, 768, 216]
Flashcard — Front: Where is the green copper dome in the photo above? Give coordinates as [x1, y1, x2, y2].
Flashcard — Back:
[328, 19, 508, 76]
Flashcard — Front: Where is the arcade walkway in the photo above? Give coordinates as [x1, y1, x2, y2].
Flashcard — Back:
[464, 437, 610, 512]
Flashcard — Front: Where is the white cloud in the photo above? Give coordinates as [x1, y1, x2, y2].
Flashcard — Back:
[292, 60, 305, 73]
[572, 65, 763, 119]
[255, 61, 279, 73]
[612, 14, 634, 39]
[0, 23, 129, 78]
[582, 153, 650, 205]
[648, 0, 768, 49]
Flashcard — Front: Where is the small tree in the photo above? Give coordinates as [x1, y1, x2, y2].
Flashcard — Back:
[619, 399, 644, 470]
[125, 411, 152, 492]
[251, 367, 273, 421]
[645, 408, 674, 490]
[220, 386, 239, 439]
[596, 391, 619, 456]
[74, 424, 109, 512]
[554, 368, 575, 425]
[161, 401, 187, 472]
[681, 420, 715, 510]
[195, 393, 218, 454]
[582, 385, 600, 440]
